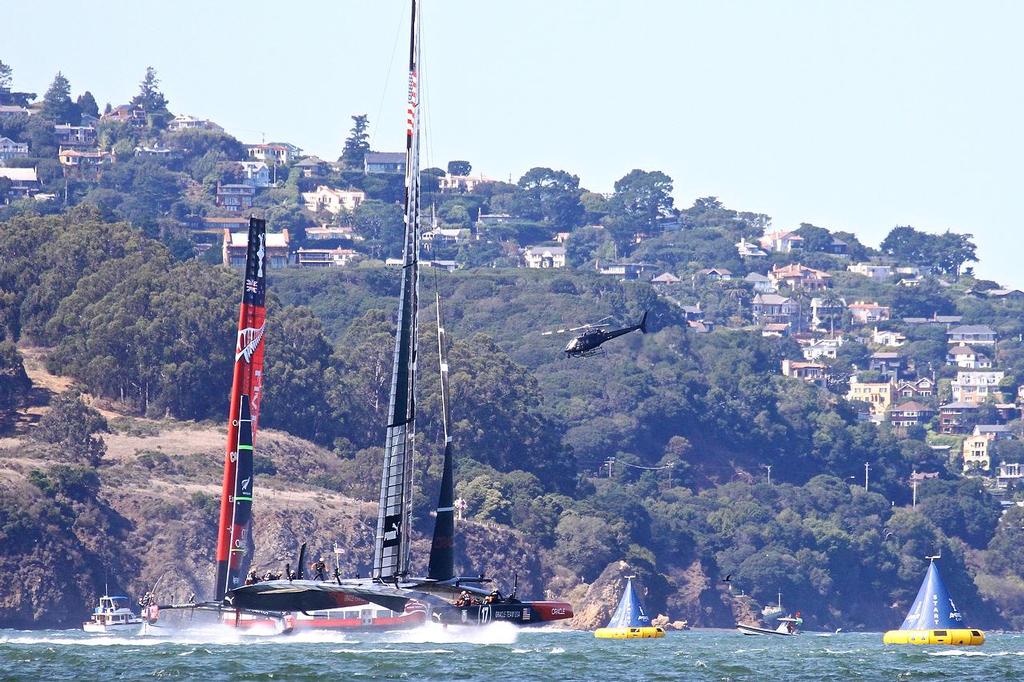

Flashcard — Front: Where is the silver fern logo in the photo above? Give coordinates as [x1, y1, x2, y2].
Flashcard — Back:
[235, 321, 266, 363]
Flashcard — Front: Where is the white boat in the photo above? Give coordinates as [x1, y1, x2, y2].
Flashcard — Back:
[737, 616, 802, 636]
[83, 595, 144, 633]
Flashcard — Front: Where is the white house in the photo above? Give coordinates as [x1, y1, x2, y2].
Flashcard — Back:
[523, 245, 566, 269]
[238, 161, 271, 188]
[847, 263, 894, 280]
[736, 237, 768, 260]
[301, 186, 366, 214]
[246, 142, 301, 165]
[801, 336, 844, 361]
[758, 230, 804, 253]
[0, 136, 29, 161]
[947, 344, 992, 369]
[872, 328, 906, 347]
[951, 370, 1005, 404]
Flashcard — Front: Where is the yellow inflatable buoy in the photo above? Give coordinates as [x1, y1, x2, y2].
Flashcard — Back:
[595, 626, 665, 639]
[594, 577, 665, 641]
[883, 556, 984, 646]
[883, 629, 984, 646]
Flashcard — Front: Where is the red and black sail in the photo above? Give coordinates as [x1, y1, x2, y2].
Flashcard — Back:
[215, 217, 267, 602]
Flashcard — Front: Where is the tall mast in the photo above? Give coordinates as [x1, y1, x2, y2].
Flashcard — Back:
[215, 217, 267, 601]
[373, 0, 421, 581]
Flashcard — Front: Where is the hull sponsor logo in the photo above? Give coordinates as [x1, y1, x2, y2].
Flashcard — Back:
[256, 234, 265, 278]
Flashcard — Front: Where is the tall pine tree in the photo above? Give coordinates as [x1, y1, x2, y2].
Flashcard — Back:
[340, 114, 370, 169]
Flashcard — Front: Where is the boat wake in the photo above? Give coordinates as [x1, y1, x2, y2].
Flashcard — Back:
[392, 621, 519, 645]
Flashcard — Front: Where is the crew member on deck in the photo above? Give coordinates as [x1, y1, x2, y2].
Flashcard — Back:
[483, 590, 502, 604]
[245, 570, 258, 585]
[454, 591, 471, 607]
[313, 558, 327, 581]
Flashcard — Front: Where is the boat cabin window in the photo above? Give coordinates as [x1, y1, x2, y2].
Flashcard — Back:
[972, 630, 981, 636]
[934, 630, 947, 637]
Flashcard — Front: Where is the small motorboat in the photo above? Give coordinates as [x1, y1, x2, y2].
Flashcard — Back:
[595, 576, 665, 640]
[737, 615, 802, 636]
[83, 595, 144, 634]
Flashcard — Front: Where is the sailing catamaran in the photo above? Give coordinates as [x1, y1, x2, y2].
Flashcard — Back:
[883, 555, 984, 646]
[228, 0, 573, 626]
[594, 577, 664, 639]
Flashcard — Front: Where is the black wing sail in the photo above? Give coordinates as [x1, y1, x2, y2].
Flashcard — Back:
[372, 0, 421, 581]
[427, 291, 455, 581]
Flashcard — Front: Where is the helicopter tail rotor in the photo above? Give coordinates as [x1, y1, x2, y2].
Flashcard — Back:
[638, 311, 649, 334]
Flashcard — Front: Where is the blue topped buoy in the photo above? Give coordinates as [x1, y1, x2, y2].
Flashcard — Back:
[883, 556, 984, 646]
[595, 576, 664, 639]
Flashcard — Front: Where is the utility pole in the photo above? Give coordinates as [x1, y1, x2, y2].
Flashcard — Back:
[604, 457, 616, 478]
[762, 464, 772, 485]
[864, 462, 870, 492]
[911, 472, 918, 509]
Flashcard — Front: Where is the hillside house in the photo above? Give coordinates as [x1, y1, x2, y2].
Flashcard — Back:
[872, 328, 906, 347]
[215, 183, 255, 212]
[951, 370, 1005, 404]
[735, 237, 768, 260]
[963, 434, 995, 474]
[102, 104, 146, 126]
[305, 225, 359, 241]
[597, 262, 654, 281]
[440, 173, 494, 193]
[236, 161, 271, 188]
[53, 124, 97, 148]
[201, 216, 250, 233]
[301, 186, 366, 214]
[246, 142, 300, 165]
[752, 293, 800, 326]
[810, 296, 846, 330]
[758, 230, 803, 253]
[0, 105, 31, 120]
[996, 462, 1024, 488]
[847, 262, 893, 280]
[651, 272, 682, 285]
[0, 167, 39, 201]
[801, 336, 843, 361]
[946, 344, 992, 369]
[904, 314, 963, 326]
[523, 245, 566, 269]
[167, 114, 223, 132]
[781, 359, 827, 387]
[134, 146, 175, 159]
[0, 136, 29, 161]
[364, 151, 406, 174]
[58, 148, 111, 178]
[947, 324, 996, 346]
[896, 377, 935, 399]
[869, 352, 903, 380]
[423, 227, 469, 250]
[296, 247, 359, 268]
[939, 401, 981, 434]
[223, 229, 289, 268]
[697, 267, 732, 281]
[846, 378, 895, 419]
[768, 263, 831, 291]
[294, 156, 330, 178]
[761, 323, 791, 337]
[679, 304, 704, 322]
[848, 301, 891, 324]
[744, 272, 775, 293]
[888, 401, 934, 430]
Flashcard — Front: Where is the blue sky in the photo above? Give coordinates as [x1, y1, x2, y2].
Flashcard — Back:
[5, 1, 1023, 284]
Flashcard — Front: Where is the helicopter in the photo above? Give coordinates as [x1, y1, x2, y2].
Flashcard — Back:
[542, 311, 648, 358]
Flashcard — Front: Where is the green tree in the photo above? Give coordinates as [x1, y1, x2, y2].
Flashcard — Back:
[795, 223, 834, 252]
[354, 200, 404, 259]
[31, 390, 108, 466]
[76, 91, 99, 119]
[0, 61, 13, 90]
[565, 225, 610, 267]
[0, 341, 30, 416]
[606, 169, 674, 247]
[447, 160, 471, 176]
[340, 114, 370, 169]
[512, 167, 585, 231]
[41, 72, 79, 123]
[129, 66, 171, 128]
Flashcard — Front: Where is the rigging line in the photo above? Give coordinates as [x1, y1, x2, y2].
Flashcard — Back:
[418, 9, 434, 171]
[369, 4, 406, 151]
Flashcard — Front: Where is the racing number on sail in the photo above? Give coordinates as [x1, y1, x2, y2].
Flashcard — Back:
[373, 0, 421, 581]
[215, 217, 267, 601]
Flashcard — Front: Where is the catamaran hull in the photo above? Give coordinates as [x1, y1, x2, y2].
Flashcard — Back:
[434, 601, 573, 626]
[883, 629, 984, 645]
[737, 623, 796, 636]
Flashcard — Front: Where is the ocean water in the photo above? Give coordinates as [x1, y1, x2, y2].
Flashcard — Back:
[1, 626, 1022, 681]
